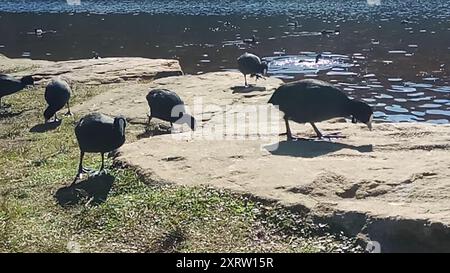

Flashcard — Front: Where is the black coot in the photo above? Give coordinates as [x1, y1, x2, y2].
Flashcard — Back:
[0, 74, 34, 108]
[74, 113, 126, 182]
[44, 79, 72, 122]
[268, 79, 373, 140]
[146, 89, 196, 131]
[237, 53, 268, 86]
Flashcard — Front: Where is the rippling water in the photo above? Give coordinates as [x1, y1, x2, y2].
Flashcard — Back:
[0, 0, 449, 123]
[1, 0, 450, 17]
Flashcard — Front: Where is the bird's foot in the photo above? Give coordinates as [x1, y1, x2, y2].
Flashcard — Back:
[291, 136, 315, 141]
[255, 74, 266, 81]
[64, 111, 73, 117]
[71, 167, 96, 185]
[250, 74, 266, 82]
[71, 167, 101, 184]
[91, 169, 108, 177]
[316, 132, 346, 141]
[71, 176, 80, 185]
[281, 132, 311, 142]
[78, 167, 95, 176]
[286, 134, 311, 142]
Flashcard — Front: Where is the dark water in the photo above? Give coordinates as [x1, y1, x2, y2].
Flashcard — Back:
[1, 0, 450, 123]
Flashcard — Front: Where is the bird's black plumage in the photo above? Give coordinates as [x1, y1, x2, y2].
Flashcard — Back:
[146, 89, 196, 130]
[0, 74, 34, 108]
[237, 53, 268, 86]
[44, 79, 72, 122]
[268, 79, 373, 140]
[74, 113, 126, 182]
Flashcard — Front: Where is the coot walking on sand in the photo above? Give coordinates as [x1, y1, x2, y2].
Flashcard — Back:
[146, 89, 196, 131]
[237, 53, 268, 86]
[0, 74, 34, 108]
[44, 79, 72, 122]
[268, 79, 373, 140]
[74, 113, 126, 182]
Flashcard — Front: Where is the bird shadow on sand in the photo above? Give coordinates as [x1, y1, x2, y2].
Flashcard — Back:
[137, 125, 172, 139]
[231, 85, 267, 93]
[264, 140, 373, 158]
[54, 173, 115, 207]
[29, 120, 62, 133]
[151, 227, 186, 253]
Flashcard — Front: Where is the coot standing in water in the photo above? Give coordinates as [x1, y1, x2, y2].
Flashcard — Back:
[268, 79, 373, 140]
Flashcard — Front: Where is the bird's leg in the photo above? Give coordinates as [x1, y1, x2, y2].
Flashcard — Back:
[78, 151, 94, 174]
[147, 114, 152, 125]
[91, 153, 106, 177]
[284, 117, 298, 141]
[244, 75, 248, 87]
[72, 151, 85, 184]
[310, 122, 323, 139]
[100, 153, 105, 171]
[98, 153, 107, 175]
[310, 122, 345, 140]
[65, 101, 73, 116]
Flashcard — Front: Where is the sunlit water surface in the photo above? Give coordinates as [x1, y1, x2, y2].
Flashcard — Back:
[1, 0, 449, 123]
